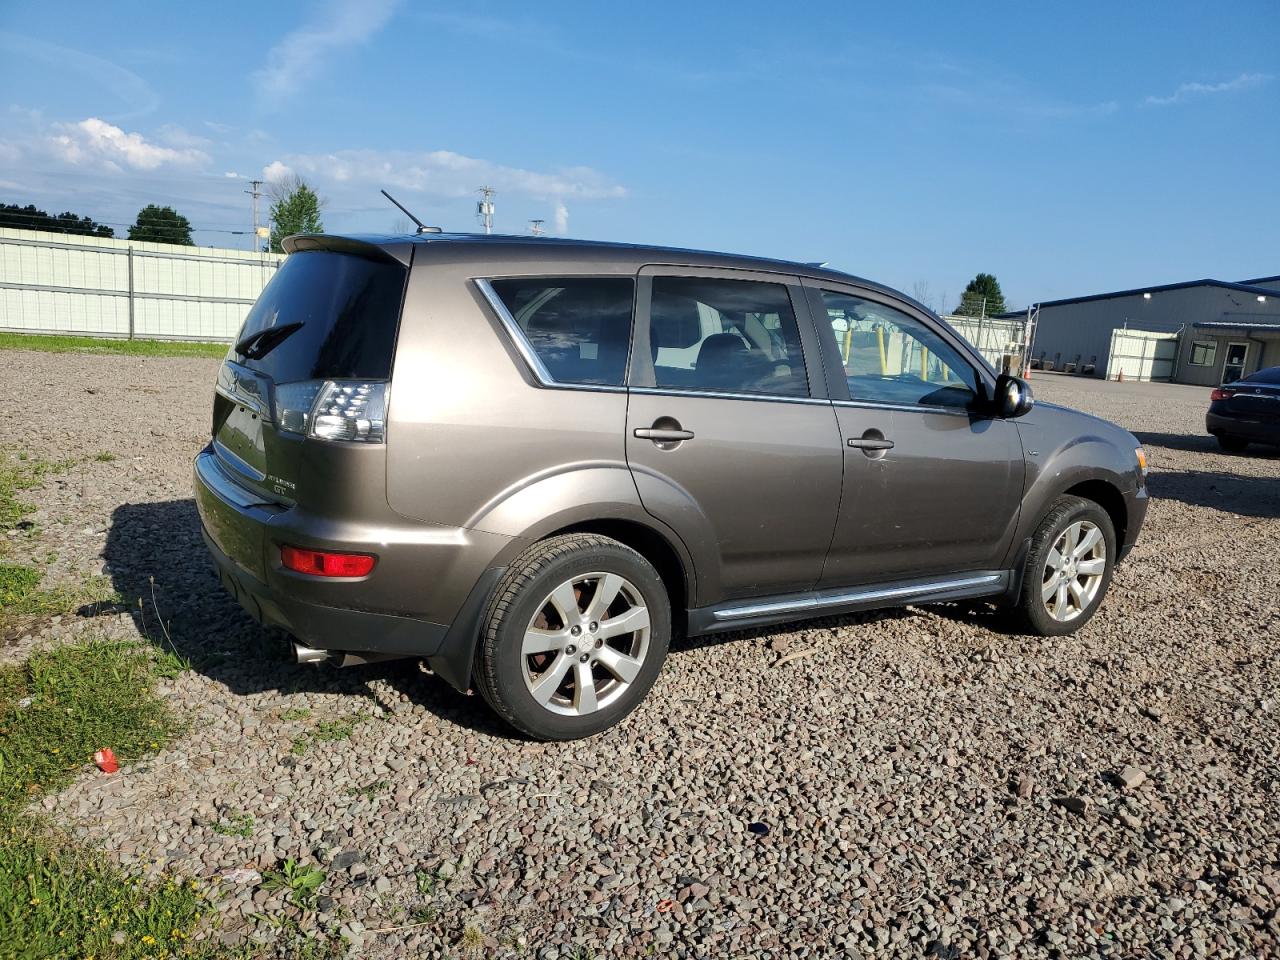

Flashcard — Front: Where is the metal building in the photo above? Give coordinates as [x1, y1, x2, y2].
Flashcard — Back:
[1006, 274, 1280, 385]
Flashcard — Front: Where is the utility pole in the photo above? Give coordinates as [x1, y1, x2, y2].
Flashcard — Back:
[529, 219, 545, 237]
[245, 179, 265, 253]
[476, 186, 495, 234]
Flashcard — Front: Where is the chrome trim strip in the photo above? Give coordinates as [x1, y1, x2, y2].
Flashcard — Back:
[630, 386, 827, 406]
[833, 398, 972, 417]
[212, 439, 267, 483]
[712, 573, 1004, 621]
[474, 278, 558, 386]
[474, 278, 629, 395]
[195, 450, 274, 509]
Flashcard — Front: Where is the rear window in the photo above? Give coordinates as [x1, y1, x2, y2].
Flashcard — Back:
[232, 251, 406, 382]
[489, 277, 634, 387]
[1244, 366, 1280, 384]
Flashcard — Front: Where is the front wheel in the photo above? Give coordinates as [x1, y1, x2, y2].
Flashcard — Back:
[474, 534, 670, 740]
[1011, 495, 1116, 636]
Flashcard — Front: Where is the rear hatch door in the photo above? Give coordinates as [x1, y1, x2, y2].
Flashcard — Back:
[212, 243, 409, 504]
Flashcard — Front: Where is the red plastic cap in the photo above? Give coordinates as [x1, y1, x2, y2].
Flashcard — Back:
[1210, 387, 1235, 401]
[281, 545, 376, 577]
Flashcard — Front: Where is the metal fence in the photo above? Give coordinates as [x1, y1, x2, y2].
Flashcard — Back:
[1108, 328, 1179, 382]
[0, 227, 284, 341]
[943, 314, 1031, 374]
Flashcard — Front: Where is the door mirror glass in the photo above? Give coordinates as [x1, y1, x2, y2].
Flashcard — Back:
[995, 374, 1034, 418]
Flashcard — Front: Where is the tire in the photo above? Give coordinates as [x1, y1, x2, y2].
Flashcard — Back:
[1011, 495, 1116, 636]
[474, 534, 671, 740]
[1217, 434, 1248, 452]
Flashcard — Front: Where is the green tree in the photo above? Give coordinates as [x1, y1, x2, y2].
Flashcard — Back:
[268, 176, 324, 253]
[0, 203, 114, 237]
[953, 273, 1007, 318]
[127, 204, 194, 245]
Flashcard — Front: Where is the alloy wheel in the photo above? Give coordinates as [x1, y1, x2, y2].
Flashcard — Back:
[1041, 520, 1107, 622]
[521, 572, 651, 716]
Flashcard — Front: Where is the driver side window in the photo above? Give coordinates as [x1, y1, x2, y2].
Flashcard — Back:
[822, 291, 978, 408]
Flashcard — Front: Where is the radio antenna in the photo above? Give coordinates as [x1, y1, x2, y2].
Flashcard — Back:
[380, 189, 441, 234]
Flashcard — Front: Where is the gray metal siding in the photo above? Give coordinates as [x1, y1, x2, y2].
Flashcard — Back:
[1030, 286, 1280, 380]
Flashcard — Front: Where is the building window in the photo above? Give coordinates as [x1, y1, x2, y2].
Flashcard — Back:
[1188, 341, 1217, 367]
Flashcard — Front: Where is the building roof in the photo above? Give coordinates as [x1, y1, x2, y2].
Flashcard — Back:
[1193, 320, 1280, 331]
[996, 277, 1279, 317]
[1239, 274, 1280, 285]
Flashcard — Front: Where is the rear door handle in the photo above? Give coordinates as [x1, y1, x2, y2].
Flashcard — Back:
[635, 427, 695, 441]
[847, 437, 894, 450]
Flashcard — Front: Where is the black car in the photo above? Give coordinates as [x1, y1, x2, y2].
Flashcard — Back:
[1207, 365, 1280, 451]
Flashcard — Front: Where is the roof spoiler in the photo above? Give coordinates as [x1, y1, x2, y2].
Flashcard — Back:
[281, 233, 407, 266]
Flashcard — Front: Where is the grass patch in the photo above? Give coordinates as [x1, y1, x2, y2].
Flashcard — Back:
[0, 639, 214, 959]
[0, 333, 228, 358]
[0, 640, 179, 809]
[93, 451, 117, 463]
[211, 812, 254, 839]
[0, 563, 41, 608]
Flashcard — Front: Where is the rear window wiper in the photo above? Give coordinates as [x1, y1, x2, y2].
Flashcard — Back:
[235, 321, 304, 360]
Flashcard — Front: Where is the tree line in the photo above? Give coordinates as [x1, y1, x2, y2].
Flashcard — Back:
[0, 178, 324, 253]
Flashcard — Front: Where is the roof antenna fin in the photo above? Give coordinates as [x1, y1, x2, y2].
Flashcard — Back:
[380, 189, 441, 234]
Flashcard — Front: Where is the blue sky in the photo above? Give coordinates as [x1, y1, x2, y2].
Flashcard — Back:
[1, 0, 1277, 309]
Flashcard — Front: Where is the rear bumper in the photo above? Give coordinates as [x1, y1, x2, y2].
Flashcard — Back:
[1207, 411, 1280, 446]
[202, 524, 450, 656]
[193, 446, 510, 688]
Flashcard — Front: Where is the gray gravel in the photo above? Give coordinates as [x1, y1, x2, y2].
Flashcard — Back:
[3, 351, 1279, 958]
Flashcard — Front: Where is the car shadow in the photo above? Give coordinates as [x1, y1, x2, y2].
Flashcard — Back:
[1133, 430, 1280, 458]
[1145, 470, 1280, 520]
[97, 498, 515, 738]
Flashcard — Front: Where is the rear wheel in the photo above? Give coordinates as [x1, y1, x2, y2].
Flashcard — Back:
[1216, 434, 1249, 452]
[474, 534, 670, 740]
[1012, 495, 1116, 636]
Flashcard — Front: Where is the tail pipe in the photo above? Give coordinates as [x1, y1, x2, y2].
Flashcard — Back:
[291, 641, 401, 669]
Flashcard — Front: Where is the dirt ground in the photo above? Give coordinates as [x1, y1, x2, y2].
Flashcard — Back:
[2, 353, 1278, 958]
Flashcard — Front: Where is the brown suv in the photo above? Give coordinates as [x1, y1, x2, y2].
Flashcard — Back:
[195, 233, 1148, 739]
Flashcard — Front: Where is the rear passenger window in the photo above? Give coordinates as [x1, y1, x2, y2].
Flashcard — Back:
[649, 276, 808, 397]
[489, 277, 634, 387]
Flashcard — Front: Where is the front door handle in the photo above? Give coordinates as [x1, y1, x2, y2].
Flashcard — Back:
[847, 437, 894, 450]
[635, 427, 695, 441]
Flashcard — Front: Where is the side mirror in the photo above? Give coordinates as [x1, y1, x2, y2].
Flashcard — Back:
[994, 374, 1034, 418]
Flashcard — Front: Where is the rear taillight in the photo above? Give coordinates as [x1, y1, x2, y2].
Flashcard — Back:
[274, 380, 386, 443]
[281, 545, 376, 577]
[1210, 387, 1235, 401]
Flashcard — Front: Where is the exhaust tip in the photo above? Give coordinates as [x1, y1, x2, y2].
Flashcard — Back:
[292, 642, 332, 664]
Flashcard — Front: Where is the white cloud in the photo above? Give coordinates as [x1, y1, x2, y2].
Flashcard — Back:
[263, 160, 295, 183]
[48, 118, 208, 172]
[554, 201, 569, 235]
[1144, 72, 1272, 106]
[265, 148, 626, 201]
[254, 0, 400, 104]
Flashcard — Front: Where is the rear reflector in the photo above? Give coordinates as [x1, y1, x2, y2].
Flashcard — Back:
[281, 545, 376, 578]
[1210, 388, 1235, 401]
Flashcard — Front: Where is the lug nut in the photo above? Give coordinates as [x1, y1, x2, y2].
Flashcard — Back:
[594, 638, 603, 648]
[588, 621, 599, 632]
[570, 625, 582, 636]
[566, 644, 577, 655]
[579, 653, 590, 663]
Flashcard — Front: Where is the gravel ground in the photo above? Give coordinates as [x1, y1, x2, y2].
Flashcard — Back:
[2, 352, 1279, 959]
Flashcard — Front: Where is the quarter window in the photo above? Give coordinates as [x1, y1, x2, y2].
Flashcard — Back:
[1188, 341, 1217, 366]
[489, 277, 634, 387]
[823, 292, 978, 408]
[649, 276, 808, 397]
